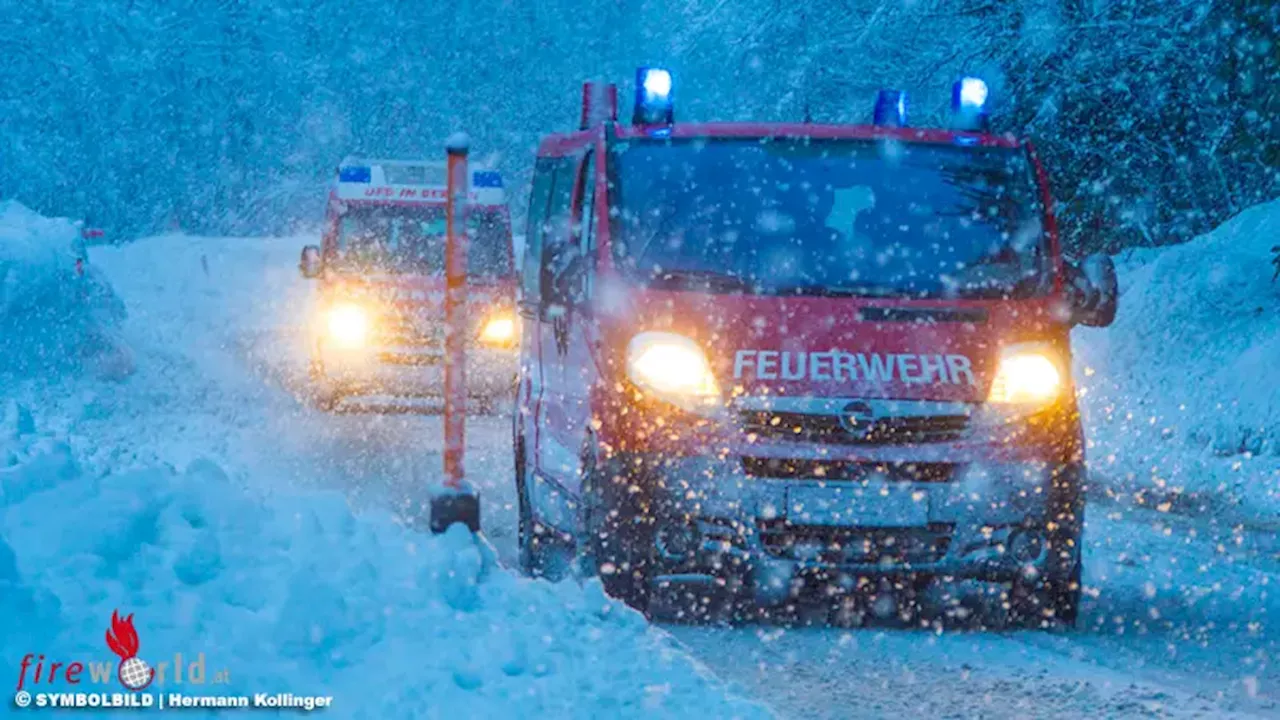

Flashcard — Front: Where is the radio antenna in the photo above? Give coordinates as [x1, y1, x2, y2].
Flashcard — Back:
[800, 8, 812, 123]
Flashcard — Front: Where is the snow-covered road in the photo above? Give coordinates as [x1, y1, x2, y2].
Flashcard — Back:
[52, 231, 1280, 718]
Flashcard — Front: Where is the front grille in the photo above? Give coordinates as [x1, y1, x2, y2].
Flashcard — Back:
[380, 312, 443, 346]
[757, 521, 953, 566]
[741, 410, 968, 445]
[741, 458, 957, 483]
[377, 349, 442, 366]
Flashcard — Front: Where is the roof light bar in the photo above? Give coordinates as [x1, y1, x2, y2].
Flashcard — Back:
[338, 166, 371, 183]
[873, 89, 908, 127]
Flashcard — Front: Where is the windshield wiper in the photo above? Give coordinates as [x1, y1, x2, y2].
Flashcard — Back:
[646, 269, 755, 292]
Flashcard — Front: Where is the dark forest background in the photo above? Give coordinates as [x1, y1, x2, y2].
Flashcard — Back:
[2, 0, 1275, 254]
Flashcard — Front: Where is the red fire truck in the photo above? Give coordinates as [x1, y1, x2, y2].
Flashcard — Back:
[513, 71, 1117, 627]
[299, 157, 518, 411]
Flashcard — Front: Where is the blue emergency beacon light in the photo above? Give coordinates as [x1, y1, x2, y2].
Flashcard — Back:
[633, 67, 675, 126]
[873, 89, 908, 127]
[951, 76, 990, 132]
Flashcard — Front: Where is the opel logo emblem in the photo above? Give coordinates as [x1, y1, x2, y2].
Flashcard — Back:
[839, 401, 875, 439]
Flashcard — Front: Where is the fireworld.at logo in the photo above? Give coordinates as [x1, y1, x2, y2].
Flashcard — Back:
[15, 609, 230, 692]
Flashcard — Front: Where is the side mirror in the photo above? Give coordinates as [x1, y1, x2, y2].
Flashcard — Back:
[551, 254, 588, 307]
[1069, 253, 1118, 327]
[299, 245, 322, 279]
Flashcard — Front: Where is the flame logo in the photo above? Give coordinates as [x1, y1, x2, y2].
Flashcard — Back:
[105, 610, 140, 659]
[105, 610, 155, 691]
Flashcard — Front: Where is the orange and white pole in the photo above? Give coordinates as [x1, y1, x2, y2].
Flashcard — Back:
[443, 135, 469, 491]
[429, 133, 480, 534]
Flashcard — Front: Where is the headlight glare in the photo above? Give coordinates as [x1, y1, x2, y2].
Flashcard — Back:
[327, 303, 370, 348]
[987, 345, 1062, 406]
[626, 331, 721, 412]
[479, 315, 517, 346]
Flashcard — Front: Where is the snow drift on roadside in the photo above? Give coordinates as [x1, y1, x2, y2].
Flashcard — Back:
[0, 200, 130, 379]
[0, 433, 769, 719]
[1074, 199, 1280, 519]
[0, 213, 766, 717]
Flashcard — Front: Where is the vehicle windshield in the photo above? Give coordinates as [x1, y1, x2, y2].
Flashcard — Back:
[331, 205, 513, 278]
[609, 138, 1049, 298]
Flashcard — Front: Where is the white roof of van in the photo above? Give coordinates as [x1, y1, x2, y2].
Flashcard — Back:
[334, 157, 505, 207]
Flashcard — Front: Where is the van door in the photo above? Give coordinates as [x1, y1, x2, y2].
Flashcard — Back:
[516, 158, 557, 454]
[539, 149, 598, 499]
[531, 154, 583, 482]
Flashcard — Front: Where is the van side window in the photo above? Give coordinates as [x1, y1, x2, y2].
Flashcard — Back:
[539, 156, 578, 305]
[521, 158, 556, 305]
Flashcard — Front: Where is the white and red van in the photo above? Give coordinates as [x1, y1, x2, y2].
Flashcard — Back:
[299, 157, 518, 411]
[513, 71, 1118, 626]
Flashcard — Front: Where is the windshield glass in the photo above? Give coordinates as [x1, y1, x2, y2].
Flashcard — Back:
[331, 205, 513, 278]
[609, 138, 1049, 298]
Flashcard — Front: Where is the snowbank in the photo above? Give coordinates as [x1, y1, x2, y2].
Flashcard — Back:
[1074, 199, 1280, 521]
[0, 427, 767, 718]
[0, 225, 766, 716]
[0, 201, 130, 379]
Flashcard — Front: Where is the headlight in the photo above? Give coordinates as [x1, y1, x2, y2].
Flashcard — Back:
[327, 303, 370, 348]
[479, 315, 517, 346]
[626, 331, 721, 412]
[987, 344, 1063, 406]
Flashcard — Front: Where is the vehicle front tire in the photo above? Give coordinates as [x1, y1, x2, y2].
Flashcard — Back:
[307, 352, 342, 411]
[1011, 481, 1084, 629]
[1009, 547, 1081, 629]
[1048, 555, 1082, 626]
[309, 380, 342, 411]
[1044, 466, 1086, 628]
[578, 441, 655, 614]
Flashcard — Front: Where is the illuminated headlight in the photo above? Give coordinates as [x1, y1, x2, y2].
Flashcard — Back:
[626, 331, 721, 413]
[479, 315, 517, 346]
[327, 303, 370, 349]
[987, 344, 1063, 407]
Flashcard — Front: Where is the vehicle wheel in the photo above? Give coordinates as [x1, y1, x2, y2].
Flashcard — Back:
[308, 354, 341, 411]
[1041, 518, 1084, 628]
[310, 381, 341, 411]
[1048, 556, 1082, 627]
[1044, 470, 1086, 628]
[516, 438, 572, 580]
[1010, 521, 1083, 630]
[1009, 559, 1081, 630]
[1005, 463, 1086, 629]
[578, 439, 654, 613]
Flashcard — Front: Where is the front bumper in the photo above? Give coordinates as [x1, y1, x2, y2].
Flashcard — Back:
[313, 343, 516, 399]
[604, 453, 1080, 606]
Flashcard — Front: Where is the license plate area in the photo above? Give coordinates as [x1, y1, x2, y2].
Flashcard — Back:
[785, 482, 929, 527]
